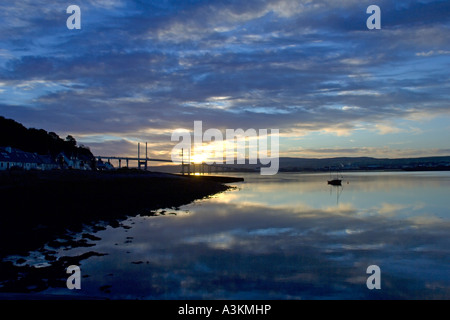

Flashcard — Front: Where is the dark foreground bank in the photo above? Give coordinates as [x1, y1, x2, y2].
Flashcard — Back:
[0, 170, 243, 257]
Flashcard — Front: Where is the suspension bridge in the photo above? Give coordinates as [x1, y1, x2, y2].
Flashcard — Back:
[96, 142, 229, 175]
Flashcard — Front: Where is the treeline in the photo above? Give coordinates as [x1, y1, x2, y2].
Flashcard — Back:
[0, 116, 93, 159]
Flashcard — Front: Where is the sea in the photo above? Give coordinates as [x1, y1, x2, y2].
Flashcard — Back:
[4, 171, 450, 299]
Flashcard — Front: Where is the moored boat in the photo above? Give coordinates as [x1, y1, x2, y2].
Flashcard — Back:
[328, 178, 342, 186]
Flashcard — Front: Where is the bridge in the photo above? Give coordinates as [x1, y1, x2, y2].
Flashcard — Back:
[96, 142, 228, 175]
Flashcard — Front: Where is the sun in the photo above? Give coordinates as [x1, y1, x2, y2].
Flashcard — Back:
[190, 153, 207, 164]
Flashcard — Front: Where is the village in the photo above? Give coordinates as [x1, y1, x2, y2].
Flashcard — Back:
[0, 146, 113, 171]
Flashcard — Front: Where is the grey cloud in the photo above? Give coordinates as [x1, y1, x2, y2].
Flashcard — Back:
[0, 0, 449, 156]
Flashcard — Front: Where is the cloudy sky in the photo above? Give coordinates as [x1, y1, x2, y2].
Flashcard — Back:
[0, 0, 449, 160]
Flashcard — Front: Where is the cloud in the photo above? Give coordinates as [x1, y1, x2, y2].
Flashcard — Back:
[286, 146, 450, 158]
[374, 123, 404, 135]
[0, 0, 449, 157]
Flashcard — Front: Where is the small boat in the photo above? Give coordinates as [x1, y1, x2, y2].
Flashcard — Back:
[328, 178, 342, 186]
[328, 167, 343, 185]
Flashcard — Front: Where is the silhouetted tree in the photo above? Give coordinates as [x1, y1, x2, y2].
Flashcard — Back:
[0, 116, 95, 163]
[49, 132, 60, 140]
[65, 135, 77, 147]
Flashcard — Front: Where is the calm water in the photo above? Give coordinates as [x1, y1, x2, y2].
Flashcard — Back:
[12, 172, 450, 299]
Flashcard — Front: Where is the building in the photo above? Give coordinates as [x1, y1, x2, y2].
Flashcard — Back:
[96, 158, 114, 171]
[0, 147, 58, 171]
[0, 147, 41, 170]
[56, 152, 92, 170]
[39, 154, 59, 171]
[0, 146, 98, 171]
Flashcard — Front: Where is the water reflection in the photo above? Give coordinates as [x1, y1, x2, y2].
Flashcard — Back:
[329, 185, 344, 205]
[4, 172, 450, 299]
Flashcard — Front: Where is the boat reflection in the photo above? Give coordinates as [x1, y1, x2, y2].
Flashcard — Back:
[329, 184, 344, 205]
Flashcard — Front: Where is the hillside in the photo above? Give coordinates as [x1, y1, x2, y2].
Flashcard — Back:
[0, 116, 93, 159]
[147, 154, 450, 174]
[278, 156, 450, 171]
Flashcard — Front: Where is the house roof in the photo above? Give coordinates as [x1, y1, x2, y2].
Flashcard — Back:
[0, 147, 49, 164]
[38, 154, 58, 165]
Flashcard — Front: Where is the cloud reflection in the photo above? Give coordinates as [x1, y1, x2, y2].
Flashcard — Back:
[57, 198, 449, 299]
[15, 173, 443, 299]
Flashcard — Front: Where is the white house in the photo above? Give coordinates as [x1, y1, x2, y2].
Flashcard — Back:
[0, 147, 41, 170]
[56, 152, 92, 170]
[0, 147, 58, 171]
[38, 154, 59, 171]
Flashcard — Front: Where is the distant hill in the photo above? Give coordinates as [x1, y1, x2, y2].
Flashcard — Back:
[278, 156, 450, 171]
[0, 116, 94, 159]
[148, 155, 450, 174]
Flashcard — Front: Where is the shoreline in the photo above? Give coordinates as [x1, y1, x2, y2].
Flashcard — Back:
[0, 169, 244, 295]
[0, 170, 243, 257]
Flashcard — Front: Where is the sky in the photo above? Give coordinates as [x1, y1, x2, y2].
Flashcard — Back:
[0, 0, 449, 161]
